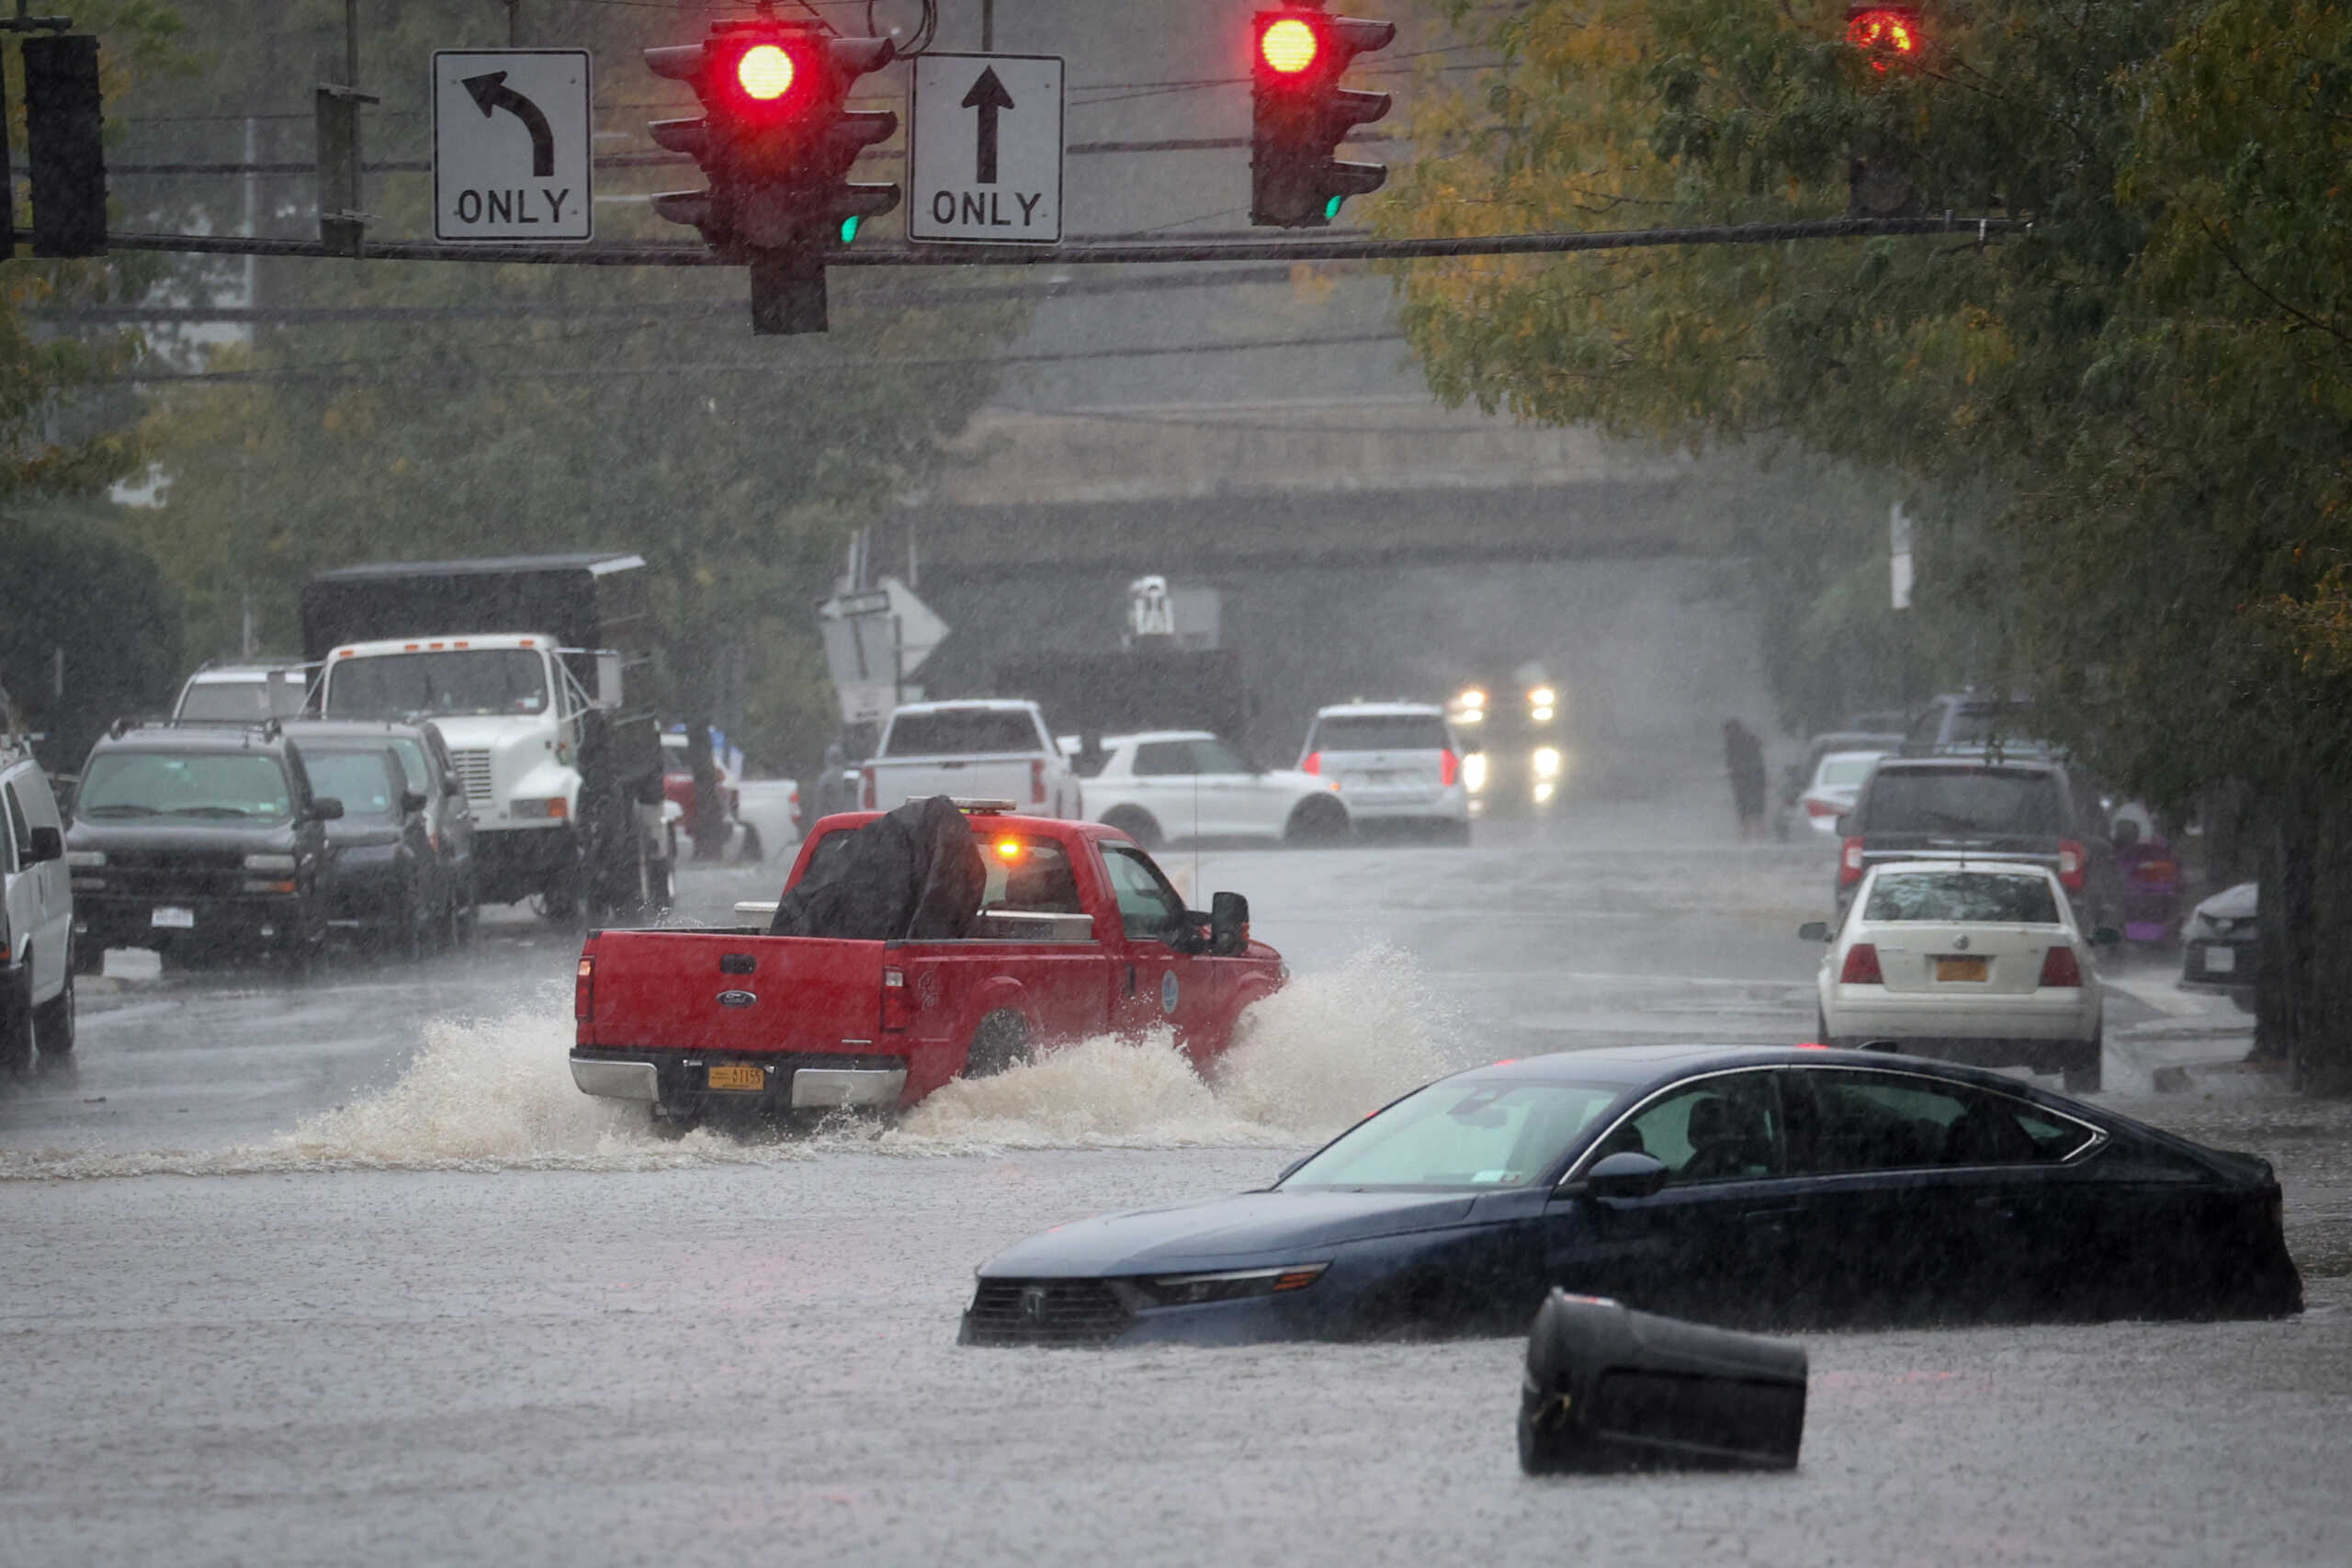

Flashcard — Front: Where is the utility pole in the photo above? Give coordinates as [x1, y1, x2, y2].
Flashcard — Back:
[315, 0, 376, 256]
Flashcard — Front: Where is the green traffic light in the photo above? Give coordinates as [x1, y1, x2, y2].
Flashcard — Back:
[1325, 196, 1343, 220]
[841, 216, 861, 245]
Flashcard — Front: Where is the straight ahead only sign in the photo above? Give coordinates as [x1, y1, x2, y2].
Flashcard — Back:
[908, 53, 1063, 244]
[432, 50, 594, 243]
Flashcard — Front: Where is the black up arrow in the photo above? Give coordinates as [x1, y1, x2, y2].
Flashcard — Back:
[462, 71, 556, 177]
[961, 66, 1015, 186]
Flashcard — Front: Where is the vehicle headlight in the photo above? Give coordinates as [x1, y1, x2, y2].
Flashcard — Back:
[511, 796, 571, 819]
[1532, 746, 1563, 780]
[1462, 751, 1488, 793]
[67, 850, 106, 868]
[1527, 685, 1557, 709]
[243, 852, 298, 872]
[1141, 1264, 1327, 1306]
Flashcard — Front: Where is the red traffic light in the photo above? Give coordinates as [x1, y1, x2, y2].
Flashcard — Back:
[735, 42, 797, 101]
[1259, 17, 1319, 74]
[1846, 6, 1923, 67]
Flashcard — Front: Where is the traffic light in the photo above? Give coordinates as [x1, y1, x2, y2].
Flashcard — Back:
[1250, 5, 1395, 229]
[19, 33, 107, 258]
[646, 20, 900, 334]
[1845, 5, 1924, 72]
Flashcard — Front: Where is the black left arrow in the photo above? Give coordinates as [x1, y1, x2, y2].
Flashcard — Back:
[961, 66, 1015, 186]
[462, 71, 555, 177]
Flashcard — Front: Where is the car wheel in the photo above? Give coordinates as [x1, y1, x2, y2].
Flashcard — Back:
[739, 825, 764, 864]
[963, 1010, 1031, 1078]
[0, 965, 34, 1073]
[1441, 818, 1472, 846]
[72, 940, 104, 977]
[1101, 807, 1161, 849]
[2064, 1033, 2103, 1096]
[1283, 795, 1351, 847]
[33, 960, 75, 1056]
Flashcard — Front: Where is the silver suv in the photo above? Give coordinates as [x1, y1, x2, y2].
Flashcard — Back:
[2, 735, 77, 1067]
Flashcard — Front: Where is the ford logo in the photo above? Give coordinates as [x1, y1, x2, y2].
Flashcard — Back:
[717, 990, 758, 1009]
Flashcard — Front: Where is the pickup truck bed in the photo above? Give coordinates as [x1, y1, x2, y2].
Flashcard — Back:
[571, 809, 1283, 1122]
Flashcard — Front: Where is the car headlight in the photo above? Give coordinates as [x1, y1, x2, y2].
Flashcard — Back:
[1462, 751, 1488, 793]
[1140, 1264, 1328, 1306]
[511, 796, 571, 819]
[67, 850, 106, 868]
[1532, 746, 1563, 780]
[243, 852, 298, 872]
[1527, 685, 1557, 709]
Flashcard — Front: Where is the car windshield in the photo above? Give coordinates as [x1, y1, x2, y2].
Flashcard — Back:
[302, 750, 401, 820]
[1815, 752, 1882, 789]
[884, 710, 1041, 755]
[326, 649, 548, 718]
[1865, 871, 2064, 924]
[178, 672, 304, 721]
[1862, 768, 2064, 835]
[1281, 1080, 1625, 1190]
[76, 751, 293, 822]
[1308, 715, 1449, 752]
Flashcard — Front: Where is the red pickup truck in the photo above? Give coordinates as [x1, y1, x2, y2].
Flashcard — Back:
[569, 807, 1287, 1124]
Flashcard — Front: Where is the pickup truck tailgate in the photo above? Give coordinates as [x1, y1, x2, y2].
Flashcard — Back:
[583, 931, 887, 1055]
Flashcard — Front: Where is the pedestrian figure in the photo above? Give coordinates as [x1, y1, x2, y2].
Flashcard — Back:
[1723, 719, 1768, 840]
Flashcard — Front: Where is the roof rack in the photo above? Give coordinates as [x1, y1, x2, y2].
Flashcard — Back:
[106, 715, 283, 742]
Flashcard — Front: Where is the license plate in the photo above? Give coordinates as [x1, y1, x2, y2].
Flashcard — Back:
[1935, 955, 1989, 983]
[150, 907, 196, 930]
[2204, 946, 2236, 975]
[707, 1064, 765, 1092]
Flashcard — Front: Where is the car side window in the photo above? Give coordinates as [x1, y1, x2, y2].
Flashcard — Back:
[1788, 1069, 2094, 1172]
[980, 837, 1084, 915]
[1, 780, 24, 873]
[1099, 845, 1186, 941]
[1188, 739, 1253, 775]
[1596, 1071, 1784, 1186]
[388, 739, 432, 794]
[1132, 741, 1193, 778]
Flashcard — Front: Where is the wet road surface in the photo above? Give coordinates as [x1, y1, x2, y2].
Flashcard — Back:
[3, 788, 2341, 1566]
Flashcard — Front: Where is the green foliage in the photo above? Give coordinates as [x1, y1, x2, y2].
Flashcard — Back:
[0, 502, 184, 769]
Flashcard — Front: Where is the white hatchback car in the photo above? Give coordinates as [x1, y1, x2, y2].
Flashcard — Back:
[1791, 748, 1887, 837]
[1299, 703, 1471, 842]
[1074, 730, 1348, 847]
[1804, 860, 2110, 1093]
[1, 737, 76, 1068]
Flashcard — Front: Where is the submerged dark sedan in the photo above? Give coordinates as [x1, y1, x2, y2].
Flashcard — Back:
[961, 1045, 2301, 1347]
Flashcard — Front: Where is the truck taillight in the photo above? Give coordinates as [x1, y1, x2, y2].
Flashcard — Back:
[882, 965, 915, 1032]
[862, 764, 876, 810]
[1301, 751, 1320, 775]
[1804, 795, 1841, 818]
[2056, 839, 2086, 892]
[1031, 756, 1048, 805]
[1839, 836, 1865, 886]
[2039, 944, 2083, 987]
[1440, 749, 1459, 787]
[1839, 942, 1883, 985]
[574, 953, 595, 1023]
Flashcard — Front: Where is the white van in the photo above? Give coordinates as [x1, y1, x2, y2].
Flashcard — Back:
[2, 736, 76, 1066]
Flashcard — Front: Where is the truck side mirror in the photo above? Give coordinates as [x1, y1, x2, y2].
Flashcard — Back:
[1798, 921, 1830, 942]
[1210, 891, 1250, 957]
[443, 771, 463, 797]
[310, 797, 345, 822]
[27, 826, 62, 863]
[401, 790, 430, 816]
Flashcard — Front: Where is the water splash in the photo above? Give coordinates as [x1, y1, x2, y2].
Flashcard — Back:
[2, 947, 1452, 1179]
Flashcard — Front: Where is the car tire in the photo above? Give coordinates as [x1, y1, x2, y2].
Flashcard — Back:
[33, 960, 74, 1056]
[739, 825, 764, 865]
[1283, 795, 1351, 847]
[1101, 807, 1161, 849]
[72, 940, 104, 978]
[1441, 818, 1473, 847]
[963, 1010, 1031, 1078]
[2064, 1032, 2103, 1096]
[0, 965, 34, 1073]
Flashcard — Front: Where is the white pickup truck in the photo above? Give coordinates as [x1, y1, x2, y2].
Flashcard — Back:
[859, 700, 1082, 818]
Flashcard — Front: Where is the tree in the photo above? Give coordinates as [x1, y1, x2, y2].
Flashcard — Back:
[1380, 0, 2352, 1089]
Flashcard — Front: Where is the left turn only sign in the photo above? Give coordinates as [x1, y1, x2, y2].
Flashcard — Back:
[432, 50, 594, 243]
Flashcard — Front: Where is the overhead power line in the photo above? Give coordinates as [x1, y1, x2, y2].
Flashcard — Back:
[99, 215, 2028, 271]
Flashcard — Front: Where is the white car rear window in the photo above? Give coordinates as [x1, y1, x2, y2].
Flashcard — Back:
[1864, 871, 2062, 924]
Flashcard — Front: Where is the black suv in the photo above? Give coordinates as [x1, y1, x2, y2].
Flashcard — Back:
[1834, 754, 2120, 927]
[64, 720, 343, 971]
